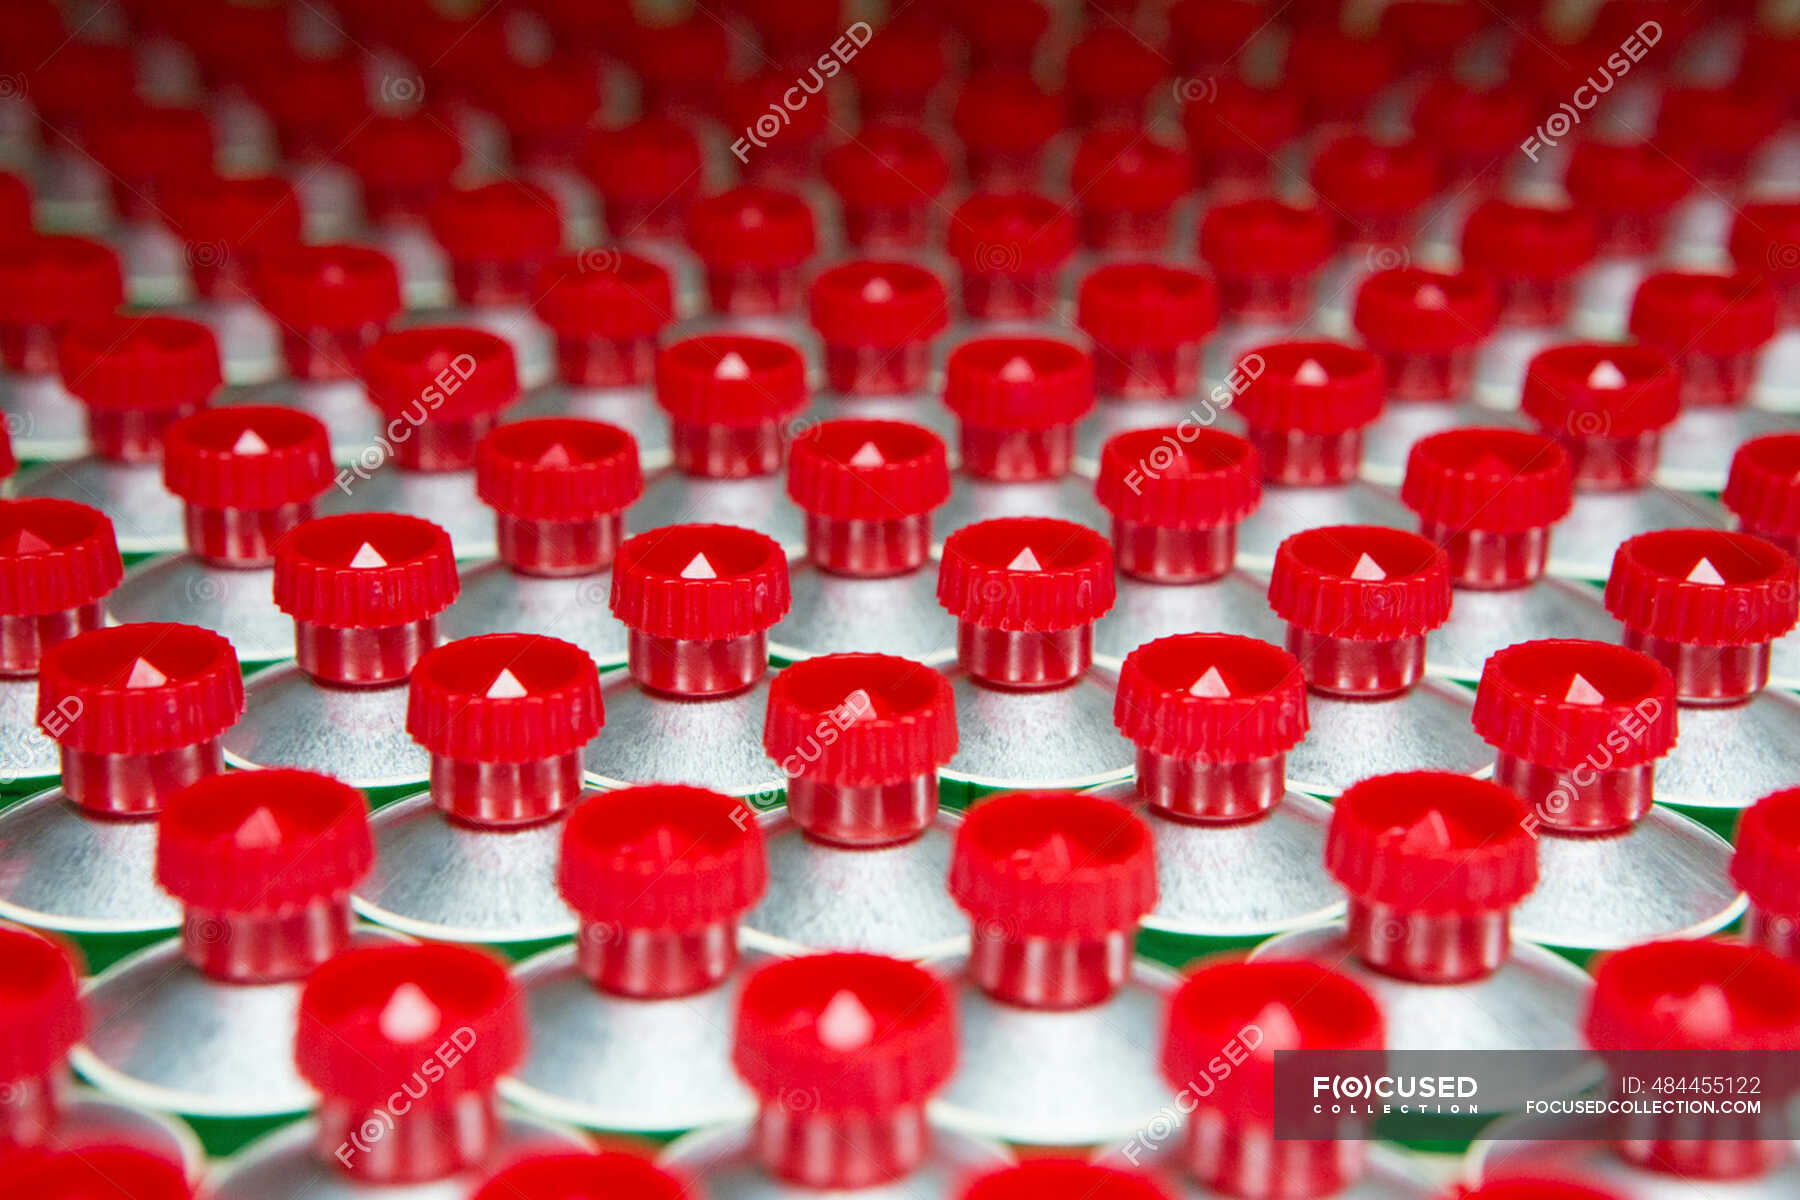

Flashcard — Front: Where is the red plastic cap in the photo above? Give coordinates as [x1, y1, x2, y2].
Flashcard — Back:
[534, 251, 674, 340]
[1521, 342, 1681, 438]
[87, 104, 215, 185]
[1410, 77, 1534, 166]
[0, 925, 82, 1082]
[1069, 130, 1190, 216]
[1459, 1179, 1628, 1200]
[1114, 633, 1308, 762]
[1180, 78, 1302, 170]
[1473, 640, 1677, 770]
[960, 1162, 1173, 1200]
[1286, 29, 1397, 117]
[1309, 134, 1438, 229]
[161, 406, 334, 511]
[16, 1147, 193, 1200]
[0, 499, 123, 616]
[947, 193, 1078, 273]
[486, 58, 603, 154]
[1168, 0, 1264, 67]
[944, 338, 1095, 429]
[655, 336, 808, 428]
[1352, 268, 1499, 356]
[765, 653, 957, 784]
[169, 173, 303, 258]
[733, 952, 956, 1109]
[1095, 427, 1260, 530]
[1077, 264, 1218, 351]
[822, 124, 951, 206]
[579, 118, 704, 210]
[273, 513, 460, 629]
[408, 633, 603, 763]
[297, 944, 523, 1103]
[558, 785, 767, 928]
[629, 16, 730, 92]
[0, 422, 13, 480]
[1327, 771, 1538, 913]
[253, 242, 404, 331]
[1235, 341, 1385, 434]
[36, 623, 242, 754]
[471, 1153, 696, 1200]
[340, 115, 463, 201]
[1162, 960, 1382, 1116]
[156, 769, 373, 912]
[1629, 272, 1779, 358]
[1605, 529, 1799, 646]
[808, 261, 949, 349]
[58, 315, 223, 413]
[1733, 789, 1800, 916]
[849, 31, 947, 109]
[952, 72, 1065, 154]
[722, 71, 831, 145]
[1269, 525, 1452, 640]
[1401, 428, 1574, 533]
[1730, 202, 1800, 280]
[686, 187, 817, 269]
[1197, 198, 1336, 281]
[610, 524, 790, 639]
[1586, 940, 1800, 1052]
[362, 327, 520, 421]
[950, 791, 1157, 936]
[1067, 26, 1169, 110]
[938, 518, 1115, 631]
[1461, 200, 1599, 282]
[787, 420, 951, 521]
[1724, 434, 1800, 542]
[953, 0, 1050, 62]
[476, 418, 644, 521]
[0, 235, 123, 331]
[1656, 86, 1781, 174]
[1564, 140, 1691, 218]
[430, 181, 563, 265]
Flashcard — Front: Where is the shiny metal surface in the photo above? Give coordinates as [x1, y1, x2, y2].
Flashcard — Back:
[48, 1088, 207, 1180]
[73, 927, 409, 1118]
[1471, 326, 1556, 411]
[0, 788, 180, 933]
[189, 296, 282, 386]
[925, 954, 1178, 1147]
[934, 473, 1109, 550]
[509, 383, 672, 471]
[1285, 680, 1491, 798]
[583, 672, 788, 799]
[377, 222, 454, 311]
[501, 944, 766, 1134]
[1426, 578, 1619, 683]
[1360, 403, 1531, 488]
[318, 464, 496, 558]
[1088, 781, 1344, 940]
[768, 563, 957, 663]
[1570, 256, 1647, 340]
[1253, 926, 1595, 1111]
[630, 472, 809, 560]
[660, 1120, 1010, 1200]
[207, 1112, 586, 1200]
[222, 662, 431, 789]
[1474, 1122, 1800, 1200]
[438, 560, 627, 670]
[1093, 571, 1284, 668]
[1657, 405, 1798, 493]
[1513, 806, 1745, 951]
[110, 555, 291, 664]
[356, 793, 578, 944]
[216, 377, 381, 464]
[741, 811, 968, 959]
[1548, 487, 1730, 582]
[1, 371, 88, 460]
[1654, 689, 1800, 810]
[1775, 629, 1800, 693]
[13, 457, 186, 554]
[1236, 482, 1415, 572]
[0, 674, 60, 784]
[941, 666, 1135, 793]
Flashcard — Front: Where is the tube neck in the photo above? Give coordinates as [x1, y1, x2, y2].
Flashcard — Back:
[1111, 519, 1234, 583]
[1745, 906, 1800, 961]
[704, 265, 804, 317]
[61, 740, 222, 817]
[670, 420, 785, 478]
[1423, 523, 1548, 590]
[386, 415, 498, 472]
[0, 603, 103, 676]
[1287, 627, 1425, 698]
[181, 896, 356, 982]
[294, 618, 436, 687]
[279, 325, 383, 381]
[958, 623, 1090, 689]
[1557, 430, 1659, 491]
[186, 500, 315, 567]
[822, 340, 931, 396]
[1623, 628, 1767, 706]
[786, 774, 936, 847]
[554, 332, 658, 388]
[1348, 898, 1509, 983]
[805, 513, 930, 577]
[576, 917, 738, 998]
[1494, 753, 1653, 834]
[1245, 428, 1361, 487]
[628, 630, 767, 697]
[429, 751, 585, 827]
[958, 423, 1074, 481]
[495, 512, 621, 576]
[1137, 749, 1285, 822]
[88, 407, 197, 463]
[752, 1099, 929, 1190]
[320, 1091, 499, 1184]
[1182, 1112, 1368, 1200]
[967, 923, 1131, 1009]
